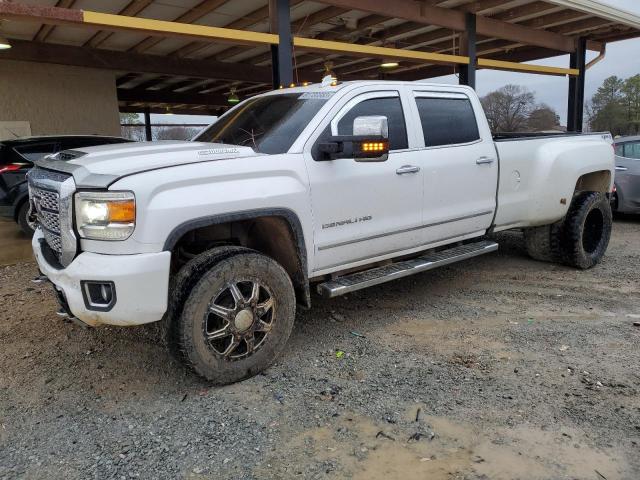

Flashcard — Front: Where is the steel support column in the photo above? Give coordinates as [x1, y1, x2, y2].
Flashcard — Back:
[144, 107, 152, 141]
[459, 13, 476, 89]
[269, 0, 293, 89]
[567, 38, 587, 132]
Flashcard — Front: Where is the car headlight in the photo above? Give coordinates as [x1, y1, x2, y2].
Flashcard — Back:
[75, 191, 135, 241]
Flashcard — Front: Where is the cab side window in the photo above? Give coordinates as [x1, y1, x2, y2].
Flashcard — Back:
[336, 97, 408, 151]
[415, 97, 480, 147]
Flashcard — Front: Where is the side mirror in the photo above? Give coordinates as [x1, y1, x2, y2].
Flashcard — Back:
[317, 115, 389, 162]
[353, 115, 388, 138]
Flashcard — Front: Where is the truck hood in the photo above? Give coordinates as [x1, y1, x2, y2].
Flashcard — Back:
[36, 141, 261, 188]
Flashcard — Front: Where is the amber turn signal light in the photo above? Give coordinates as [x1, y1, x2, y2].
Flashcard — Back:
[360, 141, 388, 152]
[107, 200, 136, 223]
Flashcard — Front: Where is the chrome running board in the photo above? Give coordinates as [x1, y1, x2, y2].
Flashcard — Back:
[317, 240, 498, 298]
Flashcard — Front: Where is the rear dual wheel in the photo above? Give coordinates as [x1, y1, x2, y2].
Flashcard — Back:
[524, 191, 612, 269]
[166, 247, 296, 385]
[562, 192, 612, 269]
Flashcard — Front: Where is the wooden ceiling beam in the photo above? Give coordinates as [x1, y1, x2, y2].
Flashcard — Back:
[319, 1, 562, 76]
[212, 4, 349, 62]
[231, 12, 391, 65]
[116, 73, 140, 87]
[170, 4, 274, 59]
[119, 104, 222, 115]
[1, 39, 274, 83]
[33, 0, 77, 42]
[130, 0, 231, 53]
[84, 0, 154, 48]
[316, 0, 577, 51]
[117, 87, 230, 106]
[132, 75, 171, 91]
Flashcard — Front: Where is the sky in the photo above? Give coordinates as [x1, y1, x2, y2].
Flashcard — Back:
[152, 0, 640, 127]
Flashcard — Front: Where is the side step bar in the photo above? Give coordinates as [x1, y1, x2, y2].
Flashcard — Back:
[317, 239, 498, 298]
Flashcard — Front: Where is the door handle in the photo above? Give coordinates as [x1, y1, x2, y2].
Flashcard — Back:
[396, 165, 420, 175]
[476, 156, 495, 165]
[615, 166, 628, 171]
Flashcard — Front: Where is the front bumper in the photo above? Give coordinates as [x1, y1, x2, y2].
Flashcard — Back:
[32, 229, 171, 327]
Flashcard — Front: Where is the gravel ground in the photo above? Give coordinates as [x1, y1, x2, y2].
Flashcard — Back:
[1, 217, 639, 480]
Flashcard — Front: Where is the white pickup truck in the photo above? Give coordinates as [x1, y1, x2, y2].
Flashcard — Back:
[29, 80, 614, 384]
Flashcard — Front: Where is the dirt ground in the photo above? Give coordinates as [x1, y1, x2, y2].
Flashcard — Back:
[1, 216, 639, 480]
[0, 219, 32, 266]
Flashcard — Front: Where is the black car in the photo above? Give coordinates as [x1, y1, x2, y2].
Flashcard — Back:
[0, 135, 131, 235]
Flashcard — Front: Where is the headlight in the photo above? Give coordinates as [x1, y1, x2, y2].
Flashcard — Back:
[75, 191, 135, 241]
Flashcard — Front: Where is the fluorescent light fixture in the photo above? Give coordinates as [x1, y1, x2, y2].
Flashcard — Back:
[227, 87, 240, 104]
[0, 36, 11, 50]
[380, 60, 399, 68]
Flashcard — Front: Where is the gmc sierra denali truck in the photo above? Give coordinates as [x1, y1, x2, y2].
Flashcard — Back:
[28, 80, 614, 384]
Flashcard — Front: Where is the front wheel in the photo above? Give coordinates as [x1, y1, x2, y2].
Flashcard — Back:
[562, 192, 612, 269]
[17, 202, 36, 236]
[167, 247, 296, 384]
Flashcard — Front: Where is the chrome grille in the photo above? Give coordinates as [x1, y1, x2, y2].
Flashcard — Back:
[42, 228, 63, 253]
[30, 187, 60, 234]
[28, 167, 77, 266]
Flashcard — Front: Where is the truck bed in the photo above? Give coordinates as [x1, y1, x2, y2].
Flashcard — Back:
[492, 131, 613, 231]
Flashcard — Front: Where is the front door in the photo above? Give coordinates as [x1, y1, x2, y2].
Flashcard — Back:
[304, 90, 423, 273]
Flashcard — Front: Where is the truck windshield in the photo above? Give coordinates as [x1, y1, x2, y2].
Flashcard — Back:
[194, 93, 329, 154]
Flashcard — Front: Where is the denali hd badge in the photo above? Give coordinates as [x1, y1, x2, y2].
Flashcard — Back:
[197, 147, 240, 157]
[322, 215, 372, 229]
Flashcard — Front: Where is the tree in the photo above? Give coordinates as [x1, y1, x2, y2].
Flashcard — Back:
[480, 84, 536, 132]
[119, 112, 144, 141]
[154, 126, 201, 141]
[621, 74, 640, 134]
[587, 75, 640, 136]
[480, 85, 560, 133]
[588, 76, 626, 135]
[527, 104, 561, 131]
[119, 112, 140, 124]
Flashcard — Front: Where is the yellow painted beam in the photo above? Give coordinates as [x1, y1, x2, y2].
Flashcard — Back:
[294, 37, 470, 66]
[477, 58, 579, 76]
[82, 11, 470, 66]
[81, 11, 279, 46]
[82, 11, 575, 75]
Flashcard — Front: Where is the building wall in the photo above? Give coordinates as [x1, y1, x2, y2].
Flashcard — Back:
[0, 60, 120, 139]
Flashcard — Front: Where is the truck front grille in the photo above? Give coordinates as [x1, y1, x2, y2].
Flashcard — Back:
[28, 167, 77, 266]
[31, 187, 60, 232]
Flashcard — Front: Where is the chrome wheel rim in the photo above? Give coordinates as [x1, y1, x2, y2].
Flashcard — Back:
[26, 204, 38, 231]
[203, 279, 275, 361]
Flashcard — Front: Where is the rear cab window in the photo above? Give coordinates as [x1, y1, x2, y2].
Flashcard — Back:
[413, 93, 480, 147]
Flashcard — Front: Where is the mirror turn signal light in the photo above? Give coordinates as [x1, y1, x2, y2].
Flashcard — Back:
[360, 141, 388, 152]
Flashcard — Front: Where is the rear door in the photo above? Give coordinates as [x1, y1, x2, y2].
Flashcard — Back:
[409, 90, 498, 244]
[304, 89, 424, 273]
